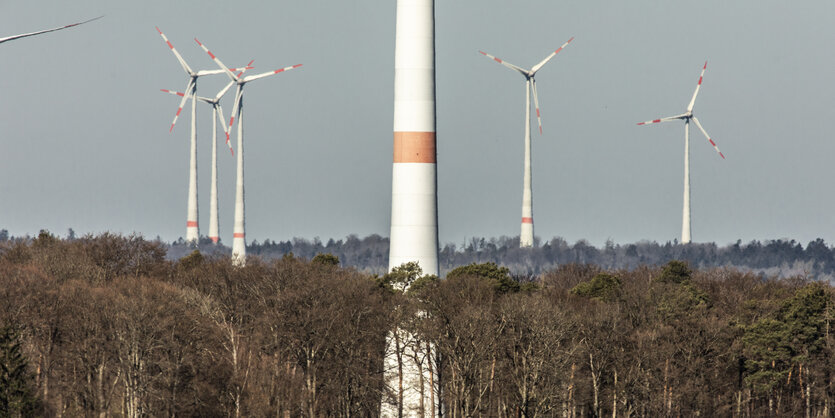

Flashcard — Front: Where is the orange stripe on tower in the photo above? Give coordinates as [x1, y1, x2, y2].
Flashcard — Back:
[522, 217, 533, 224]
[187, 221, 198, 227]
[393, 132, 436, 163]
[233, 233, 245, 238]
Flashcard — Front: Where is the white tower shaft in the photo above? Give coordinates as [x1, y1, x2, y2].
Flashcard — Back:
[682, 119, 691, 244]
[209, 106, 220, 244]
[186, 81, 199, 244]
[389, 0, 439, 277]
[231, 99, 246, 266]
[385, 0, 440, 416]
[520, 79, 534, 247]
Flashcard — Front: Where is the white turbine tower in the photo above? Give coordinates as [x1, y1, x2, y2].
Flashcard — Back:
[195, 38, 302, 266]
[384, 1, 440, 416]
[479, 37, 573, 248]
[156, 27, 250, 245]
[0, 16, 102, 45]
[389, 0, 439, 277]
[637, 61, 725, 244]
[161, 65, 248, 244]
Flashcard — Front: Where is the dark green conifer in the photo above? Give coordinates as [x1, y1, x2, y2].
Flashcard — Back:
[0, 326, 38, 417]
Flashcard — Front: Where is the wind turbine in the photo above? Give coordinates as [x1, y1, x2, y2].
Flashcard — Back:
[195, 38, 302, 266]
[637, 61, 725, 244]
[161, 64, 251, 244]
[479, 37, 573, 248]
[0, 16, 102, 45]
[156, 27, 251, 245]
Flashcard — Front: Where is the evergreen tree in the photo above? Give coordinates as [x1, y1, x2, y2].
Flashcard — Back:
[0, 326, 38, 417]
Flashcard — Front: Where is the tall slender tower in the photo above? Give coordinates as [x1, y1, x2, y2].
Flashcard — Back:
[384, 0, 440, 415]
[231, 99, 246, 266]
[521, 79, 533, 247]
[389, 0, 439, 277]
[186, 80, 199, 244]
[682, 120, 691, 244]
[208, 106, 220, 244]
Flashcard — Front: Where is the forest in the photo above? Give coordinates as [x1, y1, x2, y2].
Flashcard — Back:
[172, 233, 835, 281]
[1, 231, 834, 417]
[6, 230, 835, 280]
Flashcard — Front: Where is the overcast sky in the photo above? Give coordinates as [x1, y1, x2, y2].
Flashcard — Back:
[2, 0, 834, 247]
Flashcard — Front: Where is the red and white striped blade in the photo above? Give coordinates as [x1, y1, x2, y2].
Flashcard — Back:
[160, 89, 186, 98]
[226, 87, 244, 142]
[194, 38, 239, 82]
[0, 16, 102, 45]
[216, 103, 234, 155]
[156, 26, 193, 75]
[478, 50, 528, 76]
[241, 64, 303, 83]
[240, 60, 255, 76]
[691, 116, 725, 159]
[636, 114, 687, 126]
[531, 78, 543, 135]
[687, 61, 707, 112]
[531, 37, 574, 74]
[168, 79, 194, 132]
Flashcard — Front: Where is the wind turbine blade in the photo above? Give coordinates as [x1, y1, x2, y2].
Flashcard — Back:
[216, 104, 234, 155]
[155, 26, 193, 75]
[0, 16, 103, 45]
[167, 79, 194, 132]
[531, 37, 574, 74]
[241, 64, 303, 83]
[212, 61, 252, 101]
[478, 50, 528, 76]
[531, 78, 543, 134]
[226, 87, 243, 142]
[162, 89, 214, 103]
[215, 80, 237, 101]
[687, 61, 707, 112]
[160, 89, 186, 98]
[691, 116, 725, 159]
[194, 63, 254, 77]
[194, 38, 239, 82]
[240, 60, 255, 77]
[636, 114, 687, 125]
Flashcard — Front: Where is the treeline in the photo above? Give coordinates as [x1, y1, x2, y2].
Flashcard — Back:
[170, 234, 835, 279]
[1, 232, 834, 417]
[5, 230, 835, 279]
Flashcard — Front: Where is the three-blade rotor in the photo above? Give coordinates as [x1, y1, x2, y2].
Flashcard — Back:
[194, 38, 302, 141]
[637, 61, 725, 159]
[479, 37, 573, 135]
[157, 28, 253, 133]
[160, 62, 254, 154]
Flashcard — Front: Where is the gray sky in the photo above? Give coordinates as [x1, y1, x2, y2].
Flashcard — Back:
[2, 0, 834, 247]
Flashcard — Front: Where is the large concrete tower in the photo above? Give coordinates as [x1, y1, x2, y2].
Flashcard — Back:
[383, 0, 440, 416]
[389, 0, 439, 277]
[185, 80, 199, 245]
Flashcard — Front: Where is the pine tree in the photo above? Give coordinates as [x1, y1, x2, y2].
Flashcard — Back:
[0, 326, 38, 418]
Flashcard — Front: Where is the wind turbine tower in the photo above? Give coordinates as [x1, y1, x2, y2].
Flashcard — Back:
[389, 0, 439, 277]
[162, 71, 244, 244]
[157, 27, 250, 245]
[637, 61, 725, 244]
[479, 38, 573, 248]
[383, 1, 439, 416]
[196, 39, 301, 266]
